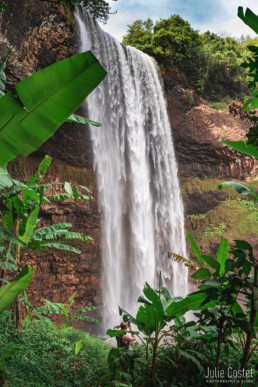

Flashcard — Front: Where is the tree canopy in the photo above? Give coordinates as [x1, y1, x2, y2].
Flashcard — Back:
[122, 15, 258, 101]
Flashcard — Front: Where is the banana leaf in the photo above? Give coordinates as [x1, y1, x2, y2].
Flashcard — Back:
[222, 141, 258, 159]
[0, 51, 106, 165]
[217, 237, 229, 275]
[0, 164, 13, 188]
[238, 7, 258, 34]
[165, 292, 216, 317]
[0, 264, 33, 314]
[19, 205, 39, 244]
[67, 114, 101, 127]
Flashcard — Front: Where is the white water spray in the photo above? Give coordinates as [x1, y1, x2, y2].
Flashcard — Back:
[75, 8, 188, 328]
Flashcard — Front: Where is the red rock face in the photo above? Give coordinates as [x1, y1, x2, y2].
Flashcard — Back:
[0, 2, 257, 332]
[163, 69, 257, 179]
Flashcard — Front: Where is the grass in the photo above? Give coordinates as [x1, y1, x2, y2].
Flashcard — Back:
[182, 177, 258, 256]
[1, 316, 257, 386]
[0, 320, 111, 387]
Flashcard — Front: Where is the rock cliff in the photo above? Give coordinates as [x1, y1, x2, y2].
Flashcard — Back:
[0, 1, 257, 329]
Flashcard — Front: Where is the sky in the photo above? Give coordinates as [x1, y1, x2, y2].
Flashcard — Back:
[101, 0, 258, 42]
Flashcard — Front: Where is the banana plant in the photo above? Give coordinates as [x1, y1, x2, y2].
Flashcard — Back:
[188, 233, 257, 383]
[0, 50, 106, 165]
[0, 156, 94, 329]
[0, 264, 33, 314]
[107, 281, 215, 385]
[223, 7, 258, 154]
[35, 292, 98, 328]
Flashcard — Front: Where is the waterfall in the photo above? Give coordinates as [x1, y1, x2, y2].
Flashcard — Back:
[75, 8, 188, 329]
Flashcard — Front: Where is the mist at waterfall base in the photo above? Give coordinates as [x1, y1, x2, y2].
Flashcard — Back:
[75, 8, 188, 332]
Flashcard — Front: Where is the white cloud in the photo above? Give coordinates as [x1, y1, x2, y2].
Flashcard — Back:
[100, 0, 258, 41]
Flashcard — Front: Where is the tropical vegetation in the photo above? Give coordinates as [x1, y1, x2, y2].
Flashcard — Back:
[122, 13, 258, 103]
[0, 4, 257, 387]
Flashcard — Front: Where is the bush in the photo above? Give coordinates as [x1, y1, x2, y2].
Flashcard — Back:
[0, 320, 111, 386]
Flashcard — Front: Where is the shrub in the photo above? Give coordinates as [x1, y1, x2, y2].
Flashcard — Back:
[0, 320, 111, 386]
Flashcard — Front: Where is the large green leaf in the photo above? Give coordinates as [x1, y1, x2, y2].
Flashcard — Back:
[0, 264, 33, 314]
[0, 51, 107, 165]
[222, 141, 258, 159]
[31, 223, 73, 238]
[191, 268, 211, 280]
[218, 181, 252, 196]
[67, 114, 101, 127]
[187, 233, 204, 263]
[75, 339, 84, 357]
[0, 227, 25, 247]
[238, 7, 258, 34]
[19, 205, 39, 244]
[143, 282, 165, 322]
[106, 329, 127, 337]
[202, 255, 220, 273]
[0, 164, 13, 188]
[136, 304, 156, 335]
[217, 237, 229, 275]
[165, 292, 215, 317]
[41, 243, 81, 254]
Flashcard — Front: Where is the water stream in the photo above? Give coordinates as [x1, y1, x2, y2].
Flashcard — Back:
[75, 8, 188, 329]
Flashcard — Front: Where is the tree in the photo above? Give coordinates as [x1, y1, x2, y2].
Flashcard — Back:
[122, 14, 257, 100]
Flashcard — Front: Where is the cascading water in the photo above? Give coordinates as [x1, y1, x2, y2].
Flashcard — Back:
[75, 7, 188, 329]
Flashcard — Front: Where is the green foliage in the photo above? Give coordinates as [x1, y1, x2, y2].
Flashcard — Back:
[67, 114, 101, 127]
[238, 7, 258, 34]
[238, 198, 258, 212]
[0, 265, 33, 314]
[0, 52, 8, 97]
[224, 7, 258, 152]
[0, 156, 93, 328]
[0, 1, 7, 13]
[222, 141, 258, 158]
[107, 281, 215, 384]
[122, 14, 256, 101]
[0, 346, 20, 385]
[202, 223, 228, 240]
[35, 292, 98, 327]
[188, 236, 257, 374]
[218, 181, 258, 199]
[0, 51, 106, 166]
[0, 320, 111, 386]
[0, 156, 92, 260]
